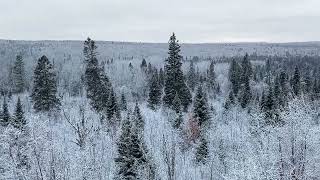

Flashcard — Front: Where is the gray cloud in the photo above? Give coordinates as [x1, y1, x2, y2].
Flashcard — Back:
[0, 0, 319, 42]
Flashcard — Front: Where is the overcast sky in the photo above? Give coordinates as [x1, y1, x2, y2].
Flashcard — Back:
[0, 0, 319, 43]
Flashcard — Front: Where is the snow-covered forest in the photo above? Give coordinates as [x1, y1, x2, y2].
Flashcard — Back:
[0, 34, 320, 180]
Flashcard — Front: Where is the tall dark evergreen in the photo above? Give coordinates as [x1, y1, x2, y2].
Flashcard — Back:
[193, 86, 210, 129]
[195, 136, 209, 165]
[158, 68, 165, 88]
[106, 88, 121, 123]
[262, 86, 282, 126]
[115, 112, 155, 180]
[132, 103, 144, 132]
[31, 55, 60, 112]
[240, 53, 252, 84]
[187, 61, 197, 91]
[13, 97, 26, 130]
[207, 61, 216, 92]
[84, 38, 111, 112]
[147, 70, 162, 110]
[120, 93, 127, 111]
[163, 33, 191, 111]
[172, 92, 183, 129]
[224, 91, 235, 110]
[229, 59, 241, 96]
[0, 98, 10, 127]
[12, 55, 25, 93]
[240, 78, 252, 108]
[292, 66, 301, 97]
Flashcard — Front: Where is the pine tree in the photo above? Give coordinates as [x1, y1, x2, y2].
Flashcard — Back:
[120, 93, 127, 111]
[187, 61, 197, 91]
[163, 33, 191, 111]
[31, 55, 60, 112]
[12, 55, 25, 93]
[195, 136, 209, 165]
[0, 98, 10, 126]
[229, 59, 241, 96]
[106, 88, 121, 123]
[12, 97, 26, 130]
[193, 86, 210, 129]
[292, 66, 301, 97]
[147, 70, 161, 110]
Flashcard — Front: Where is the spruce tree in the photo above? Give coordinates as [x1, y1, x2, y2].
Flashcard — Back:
[31, 55, 60, 112]
[240, 78, 252, 108]
[115, 112, 155, 180]
[240, 53, 252, 84]
[172, 93, 183, 129]
[187, 61, 197, 91]
[195, 136, 209, 165]
[158, 68, 165, 88]
[120, 93, 127, 111]
[132, 103, 144, 132]
[207, 61, 216, 92]
[12, 55, 25, 93]
[106, 88, 121, 123]
[292, 66, 301, 97]
[84, 38, 111, 112]
[13, 97, 26, 130]
[224, 91, 235, 110]
[147, 70, 161, 110]
[193, 86, 210, 129]
[229, 59, 241, 96]
[0, 98, 10, 127]
[163, 33, 191, 111]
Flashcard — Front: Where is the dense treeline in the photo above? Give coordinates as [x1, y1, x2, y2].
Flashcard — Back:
[0, 33, 319, 179]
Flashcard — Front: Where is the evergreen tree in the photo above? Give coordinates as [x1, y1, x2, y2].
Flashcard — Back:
[207, 61, 216, 92]
[279, 71, 289, 107]
[31, 55, 60, 112]
[132, 103, 144, 132]
[172, 93, 183, 129]
[240, 78, 252, 108]
[158, 68, 165, 88]
[106, 88, 121, 123]
[229, 59, 241, 96]
[120, 93, 127, 111]
[240, 53, 252, 84]
[172, 92, 182, 114]
[187, 61, 197, 91]
[193, 86, 210, 129]
[0, 98, 10, 127]
[292, 66, 301, 97]
[147, 70, 161, 110]
[140, 58, 147, 70]
[273, 76, 280, 108]
[163, 33, 191, 111]
[224, 91, 235, 110]
[115, 112, 155, 180]
[84, 38, 111, 112]
[12, 55, 25, 93]
[263, 86, 282, 126]
[13, 97, 26, 130]
[195, 136, 209, 165]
